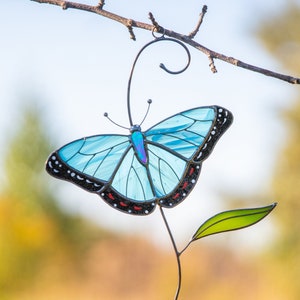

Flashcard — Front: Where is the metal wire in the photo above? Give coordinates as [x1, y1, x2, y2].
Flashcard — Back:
[126, 36, 191, 127]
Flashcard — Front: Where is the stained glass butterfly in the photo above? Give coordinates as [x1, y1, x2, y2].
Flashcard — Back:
[46, 105, 232, 215]
[46, 38, 233, 216]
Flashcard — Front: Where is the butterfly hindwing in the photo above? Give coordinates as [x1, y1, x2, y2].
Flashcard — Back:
[147, 143, 188, 197]
[111, 147, 155, 201]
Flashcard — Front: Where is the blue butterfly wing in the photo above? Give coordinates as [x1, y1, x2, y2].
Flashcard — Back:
[147, 144, 188, 197]
[46, 135, 157, 215]
[145, 106, 233, 208]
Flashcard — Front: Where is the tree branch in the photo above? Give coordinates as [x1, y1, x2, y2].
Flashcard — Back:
[31, 0, 300, 84]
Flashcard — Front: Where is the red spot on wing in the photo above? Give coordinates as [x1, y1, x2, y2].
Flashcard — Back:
[133, 205, 142, 211]
[120, 201, 128, 207]
[108, 193, 115, 200]
[172, 193, 180, 200]
[182, 181, 189, 189]
[189, 167, 195, 176]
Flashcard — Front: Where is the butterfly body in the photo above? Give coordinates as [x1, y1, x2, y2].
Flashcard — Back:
[46, 106, 233, 215]
[130, 127, 148, 165]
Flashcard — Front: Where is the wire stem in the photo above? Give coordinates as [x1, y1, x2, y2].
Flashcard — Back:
[179, 240, 193, 256]
[159, 206, 182, 300]
[126, 37, 191, 127]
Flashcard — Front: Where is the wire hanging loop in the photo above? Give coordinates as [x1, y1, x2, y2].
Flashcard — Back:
[127, 34, 191, 127]
[152, 26, 166, 39]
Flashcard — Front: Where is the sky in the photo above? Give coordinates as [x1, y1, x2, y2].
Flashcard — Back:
[0, 0, 298, 248]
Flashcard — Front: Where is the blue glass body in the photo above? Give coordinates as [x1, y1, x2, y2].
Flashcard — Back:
[130, 126, 147, 165]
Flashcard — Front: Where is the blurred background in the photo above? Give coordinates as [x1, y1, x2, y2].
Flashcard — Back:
[0, 0, 299, 299]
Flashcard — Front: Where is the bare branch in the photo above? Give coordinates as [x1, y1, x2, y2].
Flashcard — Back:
[31, 0, 300, 84]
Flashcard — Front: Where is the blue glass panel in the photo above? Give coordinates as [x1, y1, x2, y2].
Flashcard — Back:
[147, 144, 186, 196]
[145, 107, 216, 159]
[92, 142, 130, 181]
[80, 135, 129, 154]
[59, 139, 84, 161]
[147, 132, 204, 159]
[182, 107, 215, 120]
[66, 152, 94, 172]
[112, 148, 155, 201]
[58, 135, 130, 182]
[146, 114, 194, 135]
[187, 120, 212, 137]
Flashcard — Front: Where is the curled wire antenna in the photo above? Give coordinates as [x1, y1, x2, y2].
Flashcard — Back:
[104, 99, 153, 130]
[139, 99, 152, 127]
[103, 112, 129, 130]
[126, 35, 191, 127]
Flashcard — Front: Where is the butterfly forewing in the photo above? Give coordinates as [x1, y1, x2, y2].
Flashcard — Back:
[145, 107, 216, 160]
[46, 134, 130, 195]
[58, 135, 130, 182]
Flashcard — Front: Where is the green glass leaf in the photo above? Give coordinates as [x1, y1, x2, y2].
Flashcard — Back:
[192, 203, 277, 241]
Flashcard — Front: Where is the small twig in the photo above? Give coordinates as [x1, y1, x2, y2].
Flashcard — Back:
[61, 0, 67, 9]
[30, 0, 300, 84]
[208, 55, 217, 73]
[148, 12, 162, 33]
[126, 19, 136, 41]
[188, 5, 208, 39]
[97, 0, 105, 10]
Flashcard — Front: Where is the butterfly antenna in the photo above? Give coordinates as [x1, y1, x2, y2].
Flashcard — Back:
[139, 99, 152, 126]
[104, 112, 129, 130]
